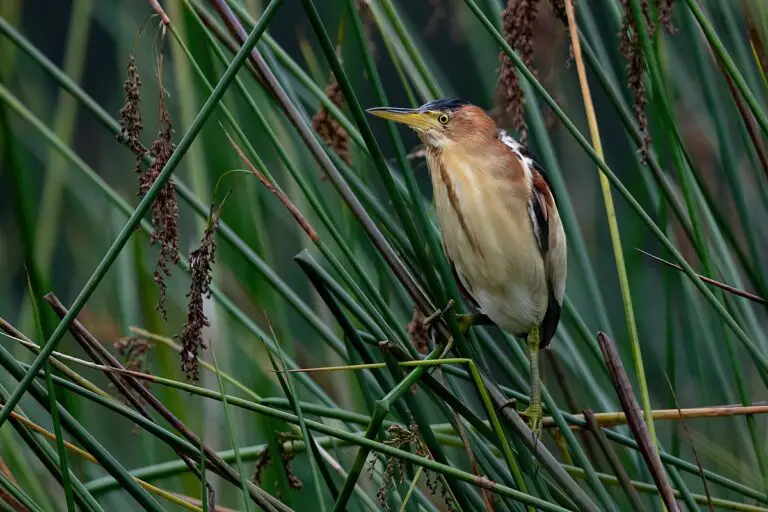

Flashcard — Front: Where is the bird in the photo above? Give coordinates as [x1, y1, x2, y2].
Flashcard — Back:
[367, 98, 567, 437]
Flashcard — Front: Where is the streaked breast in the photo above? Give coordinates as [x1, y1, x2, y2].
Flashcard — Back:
[427, 148, 548, 329]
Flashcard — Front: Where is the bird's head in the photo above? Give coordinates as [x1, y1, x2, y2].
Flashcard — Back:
[366, 98, 496, 150]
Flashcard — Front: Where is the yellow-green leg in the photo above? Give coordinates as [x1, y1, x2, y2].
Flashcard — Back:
[521, 325, 542, 439]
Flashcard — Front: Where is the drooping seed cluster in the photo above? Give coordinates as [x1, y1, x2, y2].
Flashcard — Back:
[179, 204, 221, 381]
[498, 0, 541, 144]
[370, 424, 455, 512]
[312, 70, 350, 169]
[250, 441, 303, 492]
[118, 55, 144, 163]
[659, 0, 676, 33]
[145, 73, 180, 321]
[619, 0, 677, 160]
[251, 448, 271, 486]
[619, 0, 653, 159]
[113, 336, 153, 398]
[117, 48, 180, 321]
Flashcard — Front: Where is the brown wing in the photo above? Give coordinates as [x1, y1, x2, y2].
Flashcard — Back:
[530, 167, 566, 349]
[497, 132, 566, 347]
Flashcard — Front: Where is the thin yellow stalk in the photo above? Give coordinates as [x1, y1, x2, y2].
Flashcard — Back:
[283, 359, 468, 373]
[750, 41, 768, 90]
[562, 0, 659, 448]
[545, 404, 768, 429]
[399, 467, 423, 512]
[6, 410, 92, 460]
[0, 406, 202, 512]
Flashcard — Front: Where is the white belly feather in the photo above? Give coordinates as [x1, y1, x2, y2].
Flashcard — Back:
[430, 154, 548, 336]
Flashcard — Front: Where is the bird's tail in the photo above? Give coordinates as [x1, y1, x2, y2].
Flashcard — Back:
[538, 288, 561, 349]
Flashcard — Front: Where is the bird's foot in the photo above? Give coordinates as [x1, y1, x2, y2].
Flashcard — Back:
[519, 403, 543, 440]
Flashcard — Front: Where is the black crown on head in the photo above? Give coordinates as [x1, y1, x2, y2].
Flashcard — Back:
[420, 97, 469, 111]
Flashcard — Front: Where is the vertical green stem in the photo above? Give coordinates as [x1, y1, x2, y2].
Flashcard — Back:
[566, 0, 658, 452]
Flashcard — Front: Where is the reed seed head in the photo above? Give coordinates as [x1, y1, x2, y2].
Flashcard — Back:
[659, 0, 677, 33]
[619, 0, 652, 160]
[280, 444, 303, 490]
[497, 0, 541, 144]
[312, 71, 351, 168]
[407, 306, 431, 354]
[146, 98, 180, 320]
[179, 204, 221, 381]
[251, 448, 272, 486]
[118, 55, 144, 159]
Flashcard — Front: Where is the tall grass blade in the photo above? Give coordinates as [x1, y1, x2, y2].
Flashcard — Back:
[0, 0, 282, 429]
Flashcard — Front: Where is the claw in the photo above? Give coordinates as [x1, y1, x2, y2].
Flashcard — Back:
[520, 404, 543, 440]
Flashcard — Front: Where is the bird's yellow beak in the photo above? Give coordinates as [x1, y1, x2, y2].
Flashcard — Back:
[366, 107, 436, 131]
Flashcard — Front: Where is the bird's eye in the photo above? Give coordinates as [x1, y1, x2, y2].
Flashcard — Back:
[438, 113, 449, 125]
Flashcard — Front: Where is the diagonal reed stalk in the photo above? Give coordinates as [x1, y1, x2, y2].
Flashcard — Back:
[5, 1, 768, 509]
[0, 0, 282, 430]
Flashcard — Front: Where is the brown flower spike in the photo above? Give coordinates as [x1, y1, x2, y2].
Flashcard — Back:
[619, 0, 653, 159]
[144, 56, 180, 321]
[371, 424, 455, 512]
[251, 448, 272, 486]
[118, 54, 144, 163]
[618, 0, 677, 160]
[498, 0, 541, 144]
[659, 0, 676, 33]
[179, 203, 222, 381]
[312, 68, 351, 168]
[117, 47, 180, 320]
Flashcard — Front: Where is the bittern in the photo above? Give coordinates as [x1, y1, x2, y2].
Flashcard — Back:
[367, 99, 567, 437]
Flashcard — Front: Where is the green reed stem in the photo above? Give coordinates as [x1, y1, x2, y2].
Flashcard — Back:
[0, 1, 282, 429]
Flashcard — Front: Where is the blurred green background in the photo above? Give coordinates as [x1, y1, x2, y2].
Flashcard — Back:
[1, 0, 768, 510]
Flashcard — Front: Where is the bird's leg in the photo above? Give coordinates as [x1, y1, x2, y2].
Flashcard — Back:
[520, 325, 543, 439]
[456, 313, 493, 332]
